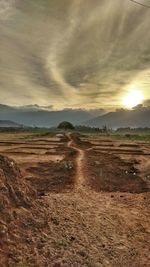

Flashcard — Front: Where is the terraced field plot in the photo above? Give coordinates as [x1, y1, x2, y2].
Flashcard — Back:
[0, 133, 76, 194]
[80, 135, 150, 193]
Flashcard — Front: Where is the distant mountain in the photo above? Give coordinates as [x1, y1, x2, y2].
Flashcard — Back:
[0, 104, 105, 127]
[85, 108, 150, 128]
[0, 120, 22, 128]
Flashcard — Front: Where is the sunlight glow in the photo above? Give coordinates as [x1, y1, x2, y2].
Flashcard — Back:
[122, 89, 144, 109]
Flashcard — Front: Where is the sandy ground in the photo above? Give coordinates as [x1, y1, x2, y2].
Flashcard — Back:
[0, 132, 150, 267]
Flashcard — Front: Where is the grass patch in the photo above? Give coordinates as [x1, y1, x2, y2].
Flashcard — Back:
[112, 134, 150, 142]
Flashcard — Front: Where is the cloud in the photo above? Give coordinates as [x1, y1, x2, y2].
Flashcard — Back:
[0, 0, 150, 109]
[143, 99, 150, 107]
[0, 0, 17, 21]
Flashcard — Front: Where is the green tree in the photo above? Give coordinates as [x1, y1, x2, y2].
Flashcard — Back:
[57, 121, 74, 130]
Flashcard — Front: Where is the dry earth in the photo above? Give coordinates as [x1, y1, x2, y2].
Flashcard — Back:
[0, 132, 150, 267]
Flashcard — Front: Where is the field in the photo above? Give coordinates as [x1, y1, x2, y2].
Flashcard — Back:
[0, 131, 150, 267]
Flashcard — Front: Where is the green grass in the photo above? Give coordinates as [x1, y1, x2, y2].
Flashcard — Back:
[82, 132, 150, 142]
[112, 134, 150, 142]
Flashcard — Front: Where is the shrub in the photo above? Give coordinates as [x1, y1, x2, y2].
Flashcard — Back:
[57, 121, 74, 130]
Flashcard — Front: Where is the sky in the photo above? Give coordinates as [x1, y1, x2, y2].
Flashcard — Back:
[0, 0, 150, 110]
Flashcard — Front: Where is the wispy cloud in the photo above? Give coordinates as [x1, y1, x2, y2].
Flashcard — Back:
[0, 0, 150, 109]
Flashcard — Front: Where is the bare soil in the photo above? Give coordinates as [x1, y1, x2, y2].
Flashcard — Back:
[0, 132, 149, 267]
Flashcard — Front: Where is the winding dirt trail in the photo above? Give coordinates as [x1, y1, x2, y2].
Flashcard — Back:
[67, 133, 85, 188]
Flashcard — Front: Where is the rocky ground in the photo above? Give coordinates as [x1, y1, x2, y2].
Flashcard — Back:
[0, 132, 150, 267]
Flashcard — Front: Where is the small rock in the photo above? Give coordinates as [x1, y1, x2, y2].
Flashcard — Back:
[26, 237, 33, 244]
[78, 250, 86, 257]
[69, 236, 75, 242]
[0, 222, 8, 238]
[51, 217, 59, 225]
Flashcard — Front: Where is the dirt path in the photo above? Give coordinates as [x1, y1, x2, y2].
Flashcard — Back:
[67, 133, 85, 188]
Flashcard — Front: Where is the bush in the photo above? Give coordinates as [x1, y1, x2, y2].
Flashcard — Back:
[61, 161, 74, 171]
[57, 121, 74, 130]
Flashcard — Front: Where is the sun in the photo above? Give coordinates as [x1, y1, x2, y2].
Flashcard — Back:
[122, 89, 144, 109]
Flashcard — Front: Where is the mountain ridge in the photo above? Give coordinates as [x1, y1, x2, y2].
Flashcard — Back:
[85, 108, 150, 128]
[0, 104, 150, 128]
[0, 104, 105, 127]
[0, 120, 22, 128]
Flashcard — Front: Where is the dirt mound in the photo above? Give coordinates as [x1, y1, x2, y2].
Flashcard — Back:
[0, 155, 37, 266]
[0, 155, 36, 213]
